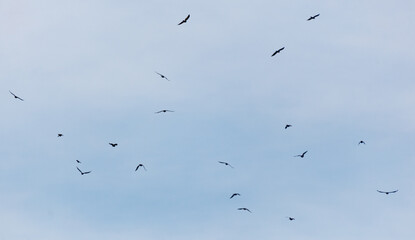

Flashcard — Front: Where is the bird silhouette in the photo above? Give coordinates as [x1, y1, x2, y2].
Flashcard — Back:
[286, 217, 295, 221]
[76, 167, 91, 175]
[9, 91, 24, 101]
[76, 160, 81, 163]
[377, 190, 398, 195]
[109, 143, 118, 147]
[155, 110, 174, 114]
[285, 124, 292, 129]
[238, 208, 251, 213]
[230, 193, 241, 199]
[135, 164, 147, 171]
[271, 47, 285, 57]
[155, 72, 170, 81]
[57, 134, 63, 137]
[307, 14, 320, 21]
[178, 14, 190, 25]
[218, 161, 233, 168]
[358, 140, 366, 145]
[294, 151, 308, 158]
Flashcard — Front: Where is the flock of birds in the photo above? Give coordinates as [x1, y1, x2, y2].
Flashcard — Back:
[7, 12, 399, 224]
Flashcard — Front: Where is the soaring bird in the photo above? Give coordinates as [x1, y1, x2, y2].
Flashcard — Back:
[238, 208, 251, 213]
[307, 14, 320, 21]
[9, 91, 24, 101]
[178, 14, 190, 25]
[358, 140, 366, 145]
[155, 110, 174, 114]
[76, 160, 81, 163]
[57, 134, 63, 137]
[109, 143, 118, 147]
[377, 190, 398, 195]
[155, 72, 170, 81]
[135, 164, 147, 171]
[218, 161, 233, 168]
[285, 124, 292, 129]
[76, 167, 91, 175]
[230, 193, 241, 199]
[294, 151, 308, 158]
[286, 217, 295, 221]
[271, 47, 285, 57]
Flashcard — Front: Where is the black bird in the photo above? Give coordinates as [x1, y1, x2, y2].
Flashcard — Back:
[76, 160, 81, 163]
[285, 124, 292, 129]
[230, 193, 241, 199]
[358, 140, 366, 145]
[271, 47, 285, 57]
[76, 167, 91, 175]
[377, 190, 398, 195]
[9, 91, 24, 101]
[135, 164, 147, 171]
[307, 14, 320, 21]
[238, 208, 251, 213]
[155, 72, 170, 81]
[286, 217, 295, 221]
[294, 151, 308, 158]
[57, 134, 63, 137]
[109, 143, 118, 147]
[155, 110, 174, 114]
[178, 14, 190, 25]
[218, 161, 233, 168]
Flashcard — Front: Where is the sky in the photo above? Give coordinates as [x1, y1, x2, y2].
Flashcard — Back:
[1, 0, 415, 239]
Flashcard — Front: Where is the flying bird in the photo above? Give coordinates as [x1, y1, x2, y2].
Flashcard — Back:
[155, 72, 170, 81]
[230, 193, 241, 199]
[358, 140, 366, 145]
[286, 217, 295, 221]
[271, 47, 285, 57]
[76, 167, 91, 175]
[155, 110, 174, 114]
[57, 134, 63, 137]
[135, 164, 147, 171]
[238, 208, 251, 213]
[76, 160, 81, 163]
[9, 91, 24, 101]
[109, 143, 118, 147]
[307, 14, 320, 21]
[294, 151, 308, 158]
[178, 14, 190, 25]
[218, 161, 233, 168]
[377, 190, 398, 195]
[285, 124, 292, 129]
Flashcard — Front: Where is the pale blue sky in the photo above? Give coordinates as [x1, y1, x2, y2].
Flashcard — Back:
[1, 0, 415, 239]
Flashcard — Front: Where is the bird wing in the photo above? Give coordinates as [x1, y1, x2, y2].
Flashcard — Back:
[314, 14, 320, 18]
[185, 14, 190, 21]
[142, 165, 147, 171]
[9, 90, 16, 97]
[16, 96, 24, 101]
[84, 171, 91, 174]
[279, 47, 285, 52]
[390, 190, 398, 193]
[218, 161, 226, 164]
[303, 151, 308, 155]
[377, 190, 386, 193]
[135, 165, 139, 171]
[76, 167, 83, 174]
[271, 50, 278, 56]
[155, 111, 162, 114]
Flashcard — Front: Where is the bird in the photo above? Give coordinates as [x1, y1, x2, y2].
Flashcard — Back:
[230, 193, 241, 199]
[218, 161, 233, 168]
[358, 140, 366, 145]
[238, 208, 251, 213]
[76, 160, 81, 163]
[377, 190, 398, 195]
[76, 167, 91, 175]
[9, 91, 24, 101]
[135, 164, 147, 171]
[57, 134, 63, 137]
[155, 110, 174, 114]
[294, 151, 308, 158]
[307, 14, 320, 21]
[109, 143, 118, 147]
[271, 47, 285, 57]
[155, 72, 169, 81]
[286, 217, 295, 221]
[178, 14, 190, 25]
[285, 124, 292, 129]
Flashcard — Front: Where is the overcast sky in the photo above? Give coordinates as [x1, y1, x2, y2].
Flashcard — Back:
[1, 0, 415, 239]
